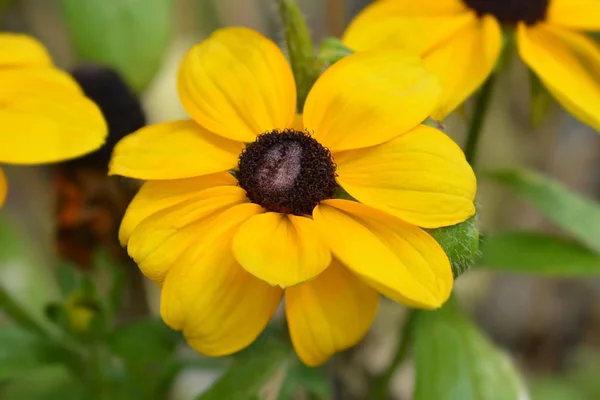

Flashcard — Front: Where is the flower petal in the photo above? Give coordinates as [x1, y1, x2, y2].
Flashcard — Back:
[342, 0, 472, 54]
[0, 33, 52, 67]
[127, 185, 248, 283]
[109, 120, 243, 180]
[304, 51, 441, 152]
[0, 169, 6, 207]
[161, 203, 282, 356]
[547, 0, 600, 31]
[178, 27, 296, 142]
[335, 124, 476, 228]
[518, 23, 600, 132]
[286, 259, 379, 366]
[0, 90, 107, 164]
[232, 213, 331, 288]
[313, 200, 452, 308]
[0, 68, 83, 102]
[424, 15, 502, 120]
[119, 172, 237, 246]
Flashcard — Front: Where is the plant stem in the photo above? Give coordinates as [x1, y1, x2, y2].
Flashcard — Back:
[464, 74, 497, 166]
[369, 308, 418, 400]
[277, 0, 320, 111]
[0, 284, 52, 336]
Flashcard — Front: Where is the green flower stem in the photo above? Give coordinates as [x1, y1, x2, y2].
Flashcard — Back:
[0, 284, 52, 336]
[464, 74, 497, 166]
[277, 0, 320, 111]
[369, 308, 417, 400]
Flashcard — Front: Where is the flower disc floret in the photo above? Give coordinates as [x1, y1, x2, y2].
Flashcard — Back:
[462, 0, 549, 25]
[237, 129, 337, 215]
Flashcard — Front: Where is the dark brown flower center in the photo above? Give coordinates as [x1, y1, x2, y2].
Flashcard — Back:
[462, 0, 549, 25]
[237, 130, 338, 215]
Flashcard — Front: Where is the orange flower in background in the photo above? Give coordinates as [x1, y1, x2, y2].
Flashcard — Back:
[0, 34, 107, 205]
[109, 27, 476, 366]
[343, 0, 600, 129]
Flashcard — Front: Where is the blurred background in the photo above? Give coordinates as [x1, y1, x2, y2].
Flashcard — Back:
[2, 0, 600, 399]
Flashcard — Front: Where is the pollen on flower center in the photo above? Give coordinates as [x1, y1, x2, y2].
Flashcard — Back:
[462, 0, 549, 25]
[237, 129, 337, 216]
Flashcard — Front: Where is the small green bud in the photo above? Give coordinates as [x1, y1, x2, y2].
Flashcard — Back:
[277, 0, 320, 111]
[427, 214, 480, 279]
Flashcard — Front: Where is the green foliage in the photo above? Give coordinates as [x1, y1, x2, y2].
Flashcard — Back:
[0, 365, 86, 400]
[481, 231, 600, 275]
[414, 297, 527, 400]
[60, 0, 173, 92]
[276, 363, 331, 400]
[0, 328, 65, 381]
[197, 338, 292, 400]
[427, 215, 480, 279]
[487, 168, 600, 255]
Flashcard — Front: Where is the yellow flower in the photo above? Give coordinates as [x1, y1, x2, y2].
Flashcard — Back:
[109, 27, 476, 366]
[343, 0, 600, 128]
[0, 34, 107, 205]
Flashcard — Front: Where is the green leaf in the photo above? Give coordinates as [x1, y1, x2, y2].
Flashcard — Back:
[481, 231, 600, 275]
[0, 328, 63, 381]
[0, 365, 85, 400]
[277, 362, 331, 400]
[413, 297, 527, 400]
[317, 37, 353, 66]
[487, 168, 600, 255]
[426, 215, 480, 279]
[196, 338, 292, 400]
[108, 318, 179, 364]
[60, 0, 173, 92]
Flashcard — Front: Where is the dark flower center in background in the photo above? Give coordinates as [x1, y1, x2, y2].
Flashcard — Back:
[237, 130, 337, 215]
[462, 0, 549, 25]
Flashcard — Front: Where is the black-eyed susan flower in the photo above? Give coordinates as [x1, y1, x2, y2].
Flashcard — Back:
[343, 0, 600, 129]
[109, 27, 476, 366]
[0, 33, 107, 205]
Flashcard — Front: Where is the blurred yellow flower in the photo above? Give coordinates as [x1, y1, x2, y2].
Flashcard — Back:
[343, 0, 600, 128]
[109, 27, 476, 366]
[0, 34, 107, 205]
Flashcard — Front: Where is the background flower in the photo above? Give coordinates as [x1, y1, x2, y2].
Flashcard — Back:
[343, 0, 600, 130]
[0, 34, 107, 205]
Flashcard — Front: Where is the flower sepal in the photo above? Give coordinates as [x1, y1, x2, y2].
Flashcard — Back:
[426, 214, 480, 279]
[318, 37, 354, 67]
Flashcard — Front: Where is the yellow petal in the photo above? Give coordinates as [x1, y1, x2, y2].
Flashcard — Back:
[127, 186, 248, 283]
[119, 172, 237, 246]
[0, 90, 107, 164]
[0, 68, 83, 103]
[313, 200, 452, 308]
[109, 120, 243, 180]
[286, 259, 379, 366]
[343, 1, 472, 54]
[232, 213, 331, 288]
[518, 23, 600, 132]
[178, 27, 296, 142]
[424, 15, 502, 120]
[304, 51, 441, 152]
[0, 33, 52, 67]
[335, 124, 476, 229]
[161, 203, 282, 356]
[0, 169, 6, 207]
[347, 0, 467, 18]
[547, 0, 600, 31]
